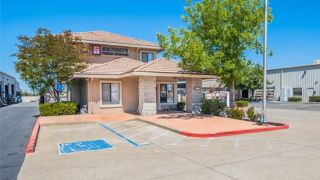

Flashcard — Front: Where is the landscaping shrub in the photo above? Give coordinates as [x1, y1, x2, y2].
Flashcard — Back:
[176, 102, 186, 111]
[246, 106, 259, 121]
[241, 98, 250, 101]
[288, 96, 302, 102]
[201, 99, 226, 115]
[227, 108, 245, 120]
[309, 96, 320, 102]
[236, 100, 248, 107]
[39, 101, 78, 116]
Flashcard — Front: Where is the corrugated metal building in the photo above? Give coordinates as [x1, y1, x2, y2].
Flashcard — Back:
[267, 61, 320, 102]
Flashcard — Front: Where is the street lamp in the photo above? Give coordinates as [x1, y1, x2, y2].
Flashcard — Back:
[262, 0, 268, 123]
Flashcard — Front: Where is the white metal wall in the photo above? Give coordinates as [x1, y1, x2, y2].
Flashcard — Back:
[267, 64, 320, 102]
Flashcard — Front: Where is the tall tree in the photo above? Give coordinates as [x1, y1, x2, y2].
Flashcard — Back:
[157, 0, 272, 107]
[15, 28, 88, 102]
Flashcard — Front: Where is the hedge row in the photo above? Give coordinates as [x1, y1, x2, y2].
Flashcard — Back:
[309, 96, 320, 102]
[288, 96, 302, 102]
[39, 101, 78, 116]
[236, 100, 248, 107]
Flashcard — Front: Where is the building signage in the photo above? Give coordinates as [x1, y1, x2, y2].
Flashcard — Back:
[102, 46, 129, 56]
[92, 45, 101, 55]
[194, 86, 201, 90]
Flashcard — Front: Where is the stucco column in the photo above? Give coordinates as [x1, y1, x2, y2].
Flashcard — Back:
[138, 76, 157, 115]
[8, 83, 11, 97]
[186, 78, 203, 113]
[1, 79, 4, 98]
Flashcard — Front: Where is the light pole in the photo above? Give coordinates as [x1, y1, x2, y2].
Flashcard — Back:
[262, 0, 268, 123]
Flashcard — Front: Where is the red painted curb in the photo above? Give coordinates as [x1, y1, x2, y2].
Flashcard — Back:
[26, 117, 40, 154]
[180, 123, 289, 138]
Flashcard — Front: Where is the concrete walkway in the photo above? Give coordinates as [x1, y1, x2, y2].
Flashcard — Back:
[39, 112, 287, 137]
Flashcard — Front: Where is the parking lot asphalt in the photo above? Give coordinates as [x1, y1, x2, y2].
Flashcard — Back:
[18, 103, 320, 180]
[250, 101, 320, 111]
[0, 102, 39, 180]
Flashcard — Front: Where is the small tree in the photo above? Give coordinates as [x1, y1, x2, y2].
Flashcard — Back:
[157, 0, 272, 107]
[236, 61, 263, 98]
[15, 28, 88, 102]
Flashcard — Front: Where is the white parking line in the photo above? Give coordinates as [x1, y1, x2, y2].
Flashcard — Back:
[128, 126, 157, 138]
[168, 136, 186, 146]
[149, 130, 170, 140]
[234, 138, 240, 149]
[201, 138, 214, 147]
[266, 140, 273, 150]
[117, 123, 147, 133]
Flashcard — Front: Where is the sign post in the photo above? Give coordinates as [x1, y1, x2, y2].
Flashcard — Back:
[262, 0, 268, 123]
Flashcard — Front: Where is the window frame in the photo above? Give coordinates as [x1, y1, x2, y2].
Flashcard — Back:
[140, 51, 156, 62]
[99, 80, 122, 108]
[293, 87, 302, 97]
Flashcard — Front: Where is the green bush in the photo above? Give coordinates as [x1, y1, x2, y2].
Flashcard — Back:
[176, 102, 185, 111]
[288, 96, 302, 102]
[201, 99, 226, 115]
[241, 98, 250, 101]
[227, 108, 245, 120]
[39, 101, 78, 116]
[246, 106, 259, 121]
[236, 100, 248, 107]
[309, 96, 320, 102]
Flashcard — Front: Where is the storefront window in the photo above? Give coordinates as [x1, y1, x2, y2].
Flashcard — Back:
[160, 84, 174, 103]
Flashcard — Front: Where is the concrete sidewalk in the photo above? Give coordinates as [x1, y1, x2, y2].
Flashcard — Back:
[38, 112, 288, 138]
[141, 113, 288, 137]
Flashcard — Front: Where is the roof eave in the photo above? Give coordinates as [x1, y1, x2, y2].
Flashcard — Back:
[80, 40, 162, 51]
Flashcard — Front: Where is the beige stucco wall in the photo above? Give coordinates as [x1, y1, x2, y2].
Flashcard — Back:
[85, 45, 157, 64]
[75, 76, 203, 114]
[87, 77, 139, 114]
[138, 76, 157, 115]
[122, 77, 139, 112]
[186, 78, 203, 113]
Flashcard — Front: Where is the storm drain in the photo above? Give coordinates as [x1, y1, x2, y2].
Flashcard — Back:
[59, 139, 113, 154]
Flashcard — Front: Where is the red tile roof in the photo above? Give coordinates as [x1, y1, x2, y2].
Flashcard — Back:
[76, 58, 216, 79]
[81, 57, 144, 75]
[133, 58, 183, 73]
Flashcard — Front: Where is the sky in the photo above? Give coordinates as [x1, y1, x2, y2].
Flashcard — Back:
[1, 0, 319, 92]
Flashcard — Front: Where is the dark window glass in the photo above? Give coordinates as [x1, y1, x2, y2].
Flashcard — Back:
[293, 88, 302, 96]
[101, 83, 120, 105]
[141, 52, 154, 62]
[160, 84, 167, 103]
[160, 84, 174, 103]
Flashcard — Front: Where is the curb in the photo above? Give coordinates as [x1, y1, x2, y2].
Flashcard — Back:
[26, 117, 41, 154]
[179, 123, 289, 138]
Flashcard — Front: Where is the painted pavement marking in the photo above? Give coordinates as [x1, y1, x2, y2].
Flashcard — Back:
[58, 139, 113, 154]
[99, 123, 149, 147]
